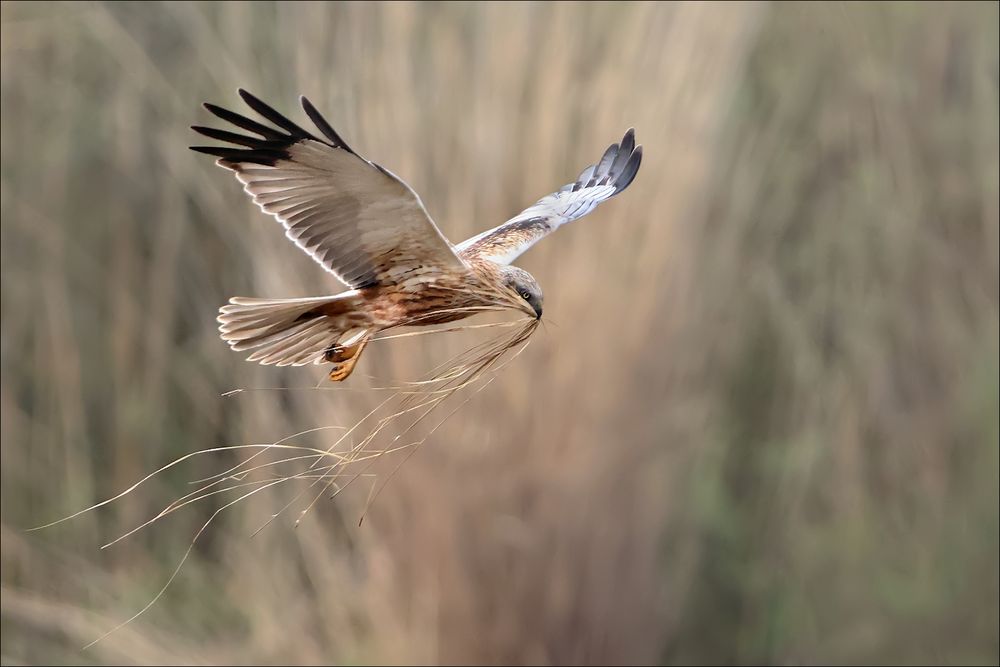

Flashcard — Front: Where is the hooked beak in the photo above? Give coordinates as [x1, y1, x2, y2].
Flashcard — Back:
[533, 303, 543, 320]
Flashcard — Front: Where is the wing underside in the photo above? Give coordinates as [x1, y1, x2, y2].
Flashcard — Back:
[191, 90, 468, 289]
[458, 128, 642, 265]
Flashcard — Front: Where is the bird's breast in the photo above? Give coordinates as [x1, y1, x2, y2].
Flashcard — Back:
[362, 273, 491, 328]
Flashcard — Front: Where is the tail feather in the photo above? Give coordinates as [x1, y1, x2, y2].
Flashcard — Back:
[217, 293, 369, 368]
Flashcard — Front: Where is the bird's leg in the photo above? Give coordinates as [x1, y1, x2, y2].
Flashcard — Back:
[324, 328, 370, 363]
[324, 341, 358, 364]
[324, 334, 371, 382]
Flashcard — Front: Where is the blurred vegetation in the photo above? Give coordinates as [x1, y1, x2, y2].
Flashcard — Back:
[1, 1, 997, 665]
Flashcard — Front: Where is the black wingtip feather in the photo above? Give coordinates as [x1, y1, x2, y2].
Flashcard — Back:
[590, 143, 619, 187]
[300, 96, 354, 154]
[568, 128, 642, 194]
[192, 90, 358, 169]
[614, 145, 642, 193]
[572, 163, 597, 191]
[189, 145, 291, 166]
[237, 89, 316, 140]
[191, 125, 279, 149]
[621, 128, 636, 154]
[202, 102, 286, 140]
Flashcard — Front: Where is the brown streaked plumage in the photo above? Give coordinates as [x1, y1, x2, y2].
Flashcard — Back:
[191, 90, 642, 381]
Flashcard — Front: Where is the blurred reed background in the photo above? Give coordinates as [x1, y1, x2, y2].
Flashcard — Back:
[1, 1, 997, 665]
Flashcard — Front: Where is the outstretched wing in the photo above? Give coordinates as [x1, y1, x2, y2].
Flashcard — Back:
[191, 89, 468, 289]
[456, 128, 642, 265]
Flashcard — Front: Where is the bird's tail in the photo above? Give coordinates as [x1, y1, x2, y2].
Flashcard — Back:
[217, 293, 373, 379]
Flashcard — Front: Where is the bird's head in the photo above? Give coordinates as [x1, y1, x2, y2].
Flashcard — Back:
[500, 265, 544, 319]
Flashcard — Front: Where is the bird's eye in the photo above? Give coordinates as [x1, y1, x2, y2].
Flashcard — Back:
[521, 291, 531, 300]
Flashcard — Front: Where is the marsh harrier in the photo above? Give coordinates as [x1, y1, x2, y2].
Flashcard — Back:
[191, 90, 642, 380]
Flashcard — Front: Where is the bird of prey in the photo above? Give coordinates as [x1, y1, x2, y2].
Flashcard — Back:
[191, 90, 642, 381]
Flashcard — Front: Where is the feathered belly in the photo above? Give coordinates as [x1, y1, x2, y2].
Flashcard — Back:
[362, 277, 498, 329]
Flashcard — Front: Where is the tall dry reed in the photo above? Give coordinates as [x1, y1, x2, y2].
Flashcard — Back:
[2, 2, 996, 665]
